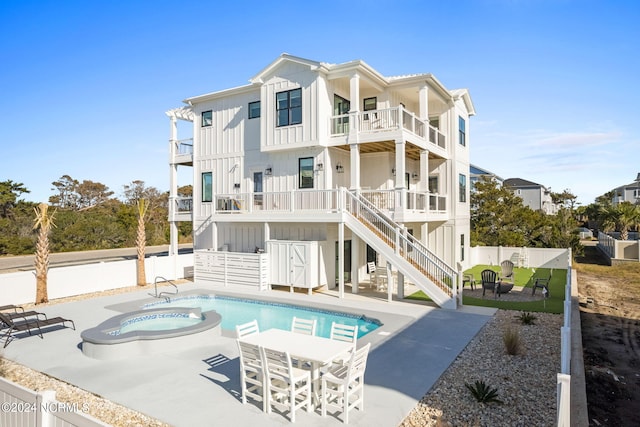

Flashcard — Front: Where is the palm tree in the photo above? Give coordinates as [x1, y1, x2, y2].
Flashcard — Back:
[136, 199, 149, 286]
[601, 202, 640, 240]
[33, 203, 55, 304]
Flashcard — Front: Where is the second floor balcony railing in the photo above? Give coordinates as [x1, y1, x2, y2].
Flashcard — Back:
[210, 188, 447, 216]
[330, 107, 446, 150]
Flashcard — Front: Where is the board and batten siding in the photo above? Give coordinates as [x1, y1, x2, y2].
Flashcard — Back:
[261, 61, 320, 150]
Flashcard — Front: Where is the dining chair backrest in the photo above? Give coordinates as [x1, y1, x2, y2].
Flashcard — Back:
[347, 342, 371, 379]
[291, 316, 317, 336]
[330, 322, 358, 346]
[236, 319, 259, 339]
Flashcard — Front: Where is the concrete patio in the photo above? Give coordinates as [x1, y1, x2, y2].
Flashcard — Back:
[2, 282, 495, 426]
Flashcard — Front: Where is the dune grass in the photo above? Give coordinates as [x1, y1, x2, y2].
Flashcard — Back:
[407, 266, 566, 314]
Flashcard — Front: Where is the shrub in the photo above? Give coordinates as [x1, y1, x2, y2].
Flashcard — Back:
[465, 380, 503, 404]
[503, 326, 522, 355]
[516, 311, 537, 325]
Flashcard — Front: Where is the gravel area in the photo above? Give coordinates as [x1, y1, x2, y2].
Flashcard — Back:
[1, 284, 561, 427]
[400, 310, 562, 426]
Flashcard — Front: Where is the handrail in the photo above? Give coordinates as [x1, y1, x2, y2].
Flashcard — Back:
[344, 190, 454, 296]
[150, 276, 179, 301]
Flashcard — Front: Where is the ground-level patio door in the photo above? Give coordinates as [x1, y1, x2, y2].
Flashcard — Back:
[335, 240, 352, 285]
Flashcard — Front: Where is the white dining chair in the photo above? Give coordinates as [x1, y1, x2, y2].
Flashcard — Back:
[321, 343, 371, 424]
[236, 339, 266, 411]
[329, 322, 358, 366]
[291, 317, 317, 336]
[261, 346, 312, 422]
[236, 319, 259, 338]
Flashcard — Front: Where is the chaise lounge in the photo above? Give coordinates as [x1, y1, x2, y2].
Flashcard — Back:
[0, 311, 75, 348]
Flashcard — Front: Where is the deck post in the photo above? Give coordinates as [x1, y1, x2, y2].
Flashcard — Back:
[338, 221, 345, 298]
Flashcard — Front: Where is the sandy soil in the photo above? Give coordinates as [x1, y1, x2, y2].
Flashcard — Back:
[575, 244, 640, 427]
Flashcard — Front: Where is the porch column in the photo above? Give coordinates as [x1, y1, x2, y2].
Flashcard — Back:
[263, 222, 270, 249]
[338, 221, 345, 298]
[386, 261, 393, 302]
[419, 149, 429, 192]
[349, 144, 360, 190]
[349, 73, 361, 113]
[211, 222, 218, 252]
[351, 234, 360, 294]
[395, 139, 406, 208]
[419, 84, 429, 120]
[169, 115, 179, 257]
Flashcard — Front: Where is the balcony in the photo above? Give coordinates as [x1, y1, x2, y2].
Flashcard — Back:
[210, 188, 448, 223]
[171, 138, 193, 165]
[169, 196, 193, 222]
[329, 107, 446, 152]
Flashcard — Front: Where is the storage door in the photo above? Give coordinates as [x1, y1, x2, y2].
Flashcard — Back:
[290, 243, 308, 286]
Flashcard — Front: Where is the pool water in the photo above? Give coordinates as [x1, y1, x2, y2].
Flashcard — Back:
[144, 295, 381, 338]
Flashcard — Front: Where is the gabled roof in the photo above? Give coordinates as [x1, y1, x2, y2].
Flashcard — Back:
[250, 53, 327, 84]
[182, 53, 475, 112]
[470, 164, 502, 180]
[504, 178, 546, 189]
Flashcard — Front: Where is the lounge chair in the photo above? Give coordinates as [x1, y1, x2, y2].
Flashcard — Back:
[0, 311, 75, 348]
[532, 270, 552, 296]
[500, 260, 515, 284]
[0, 304, 25, 313]
[481, 269, 513, 299]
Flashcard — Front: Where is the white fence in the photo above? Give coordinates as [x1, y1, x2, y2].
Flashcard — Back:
[556, 267, 574, 426]
[469, 246, 571, 269]
[0, 254, 193, 306]
[194, 250, 269, 290]
[0, 377, 109, 427]
[598, 232, 640, 263]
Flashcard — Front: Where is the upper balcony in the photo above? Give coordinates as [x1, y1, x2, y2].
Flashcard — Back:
[329, 107, 446, 156]
[171, 138, 194, 166]
[205, 188, 448, 223]
[169, 196, 193, 222]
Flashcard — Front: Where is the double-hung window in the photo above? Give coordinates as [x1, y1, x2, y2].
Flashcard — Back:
[276, 88, 302, 127]
[202, 172, 212, 202]
[458, 116, 466, 146]
[299, 157, 314, 189]
[459, 174, 467, 202]
[248, 101, 260, 119]
[202, 110, 212, 127]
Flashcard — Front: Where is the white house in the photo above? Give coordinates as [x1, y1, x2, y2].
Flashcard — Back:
[504, 178, 558, 215]
[166, 54, 475, 309]
[610, 174, 640, 205]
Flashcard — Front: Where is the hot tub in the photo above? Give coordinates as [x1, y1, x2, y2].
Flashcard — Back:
[81, 307, 221, 360]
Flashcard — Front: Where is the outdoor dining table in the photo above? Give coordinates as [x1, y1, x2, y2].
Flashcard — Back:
[239, 328, 354, 407]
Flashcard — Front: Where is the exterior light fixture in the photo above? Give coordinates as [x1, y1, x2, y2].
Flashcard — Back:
[336, 163, 344, 173]
[265, 167, 272, 176]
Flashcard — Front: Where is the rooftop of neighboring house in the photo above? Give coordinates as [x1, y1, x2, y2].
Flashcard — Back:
[504, 178, 549, 191]
[470, 164, 503, 183]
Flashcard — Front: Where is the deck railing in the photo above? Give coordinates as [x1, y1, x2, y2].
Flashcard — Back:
[330, 107, 446, 150]
[213, 188, 444, 215]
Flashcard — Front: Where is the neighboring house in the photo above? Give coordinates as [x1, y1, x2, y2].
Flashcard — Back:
[470, 164, 503, 190]
[504, 178, 557, 214]
[166, 54, 475, 309]
[610, 178, 640, 205]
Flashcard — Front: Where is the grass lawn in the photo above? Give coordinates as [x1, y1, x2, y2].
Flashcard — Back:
[407, 266, 566, 314]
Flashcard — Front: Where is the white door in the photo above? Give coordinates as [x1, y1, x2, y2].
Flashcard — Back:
[290, 243, 308, 286]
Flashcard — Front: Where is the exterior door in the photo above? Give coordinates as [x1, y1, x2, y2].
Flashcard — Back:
[335, 240, 352, 284]
[333, 95, 350, 134]
[253, 171, 263, 208]
[290, 243, 308, 286]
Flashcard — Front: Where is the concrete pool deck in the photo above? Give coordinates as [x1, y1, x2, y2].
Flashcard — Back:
[2, 283, 496, 426]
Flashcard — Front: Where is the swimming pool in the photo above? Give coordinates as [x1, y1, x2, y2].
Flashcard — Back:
[144, 295, 382, 338]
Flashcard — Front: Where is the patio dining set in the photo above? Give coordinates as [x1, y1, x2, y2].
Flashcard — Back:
[235, 317, 371, 424]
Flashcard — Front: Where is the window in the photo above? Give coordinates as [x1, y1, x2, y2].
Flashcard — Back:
[276, 88, 302, 127]
[428, 176, 439, 193]
[460, 234, 465, 261]
[202, 172, 212, 202]
[363, 97, 376, 111]
[459, 174, 467, 202]
[202, 110, 212, 127]
[299, 157, 314, 189]
[248, 101, 260, 119]
[458, 116, 466, 146]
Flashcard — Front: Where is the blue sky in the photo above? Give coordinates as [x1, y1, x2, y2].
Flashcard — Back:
[1, 0, 638, 206]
